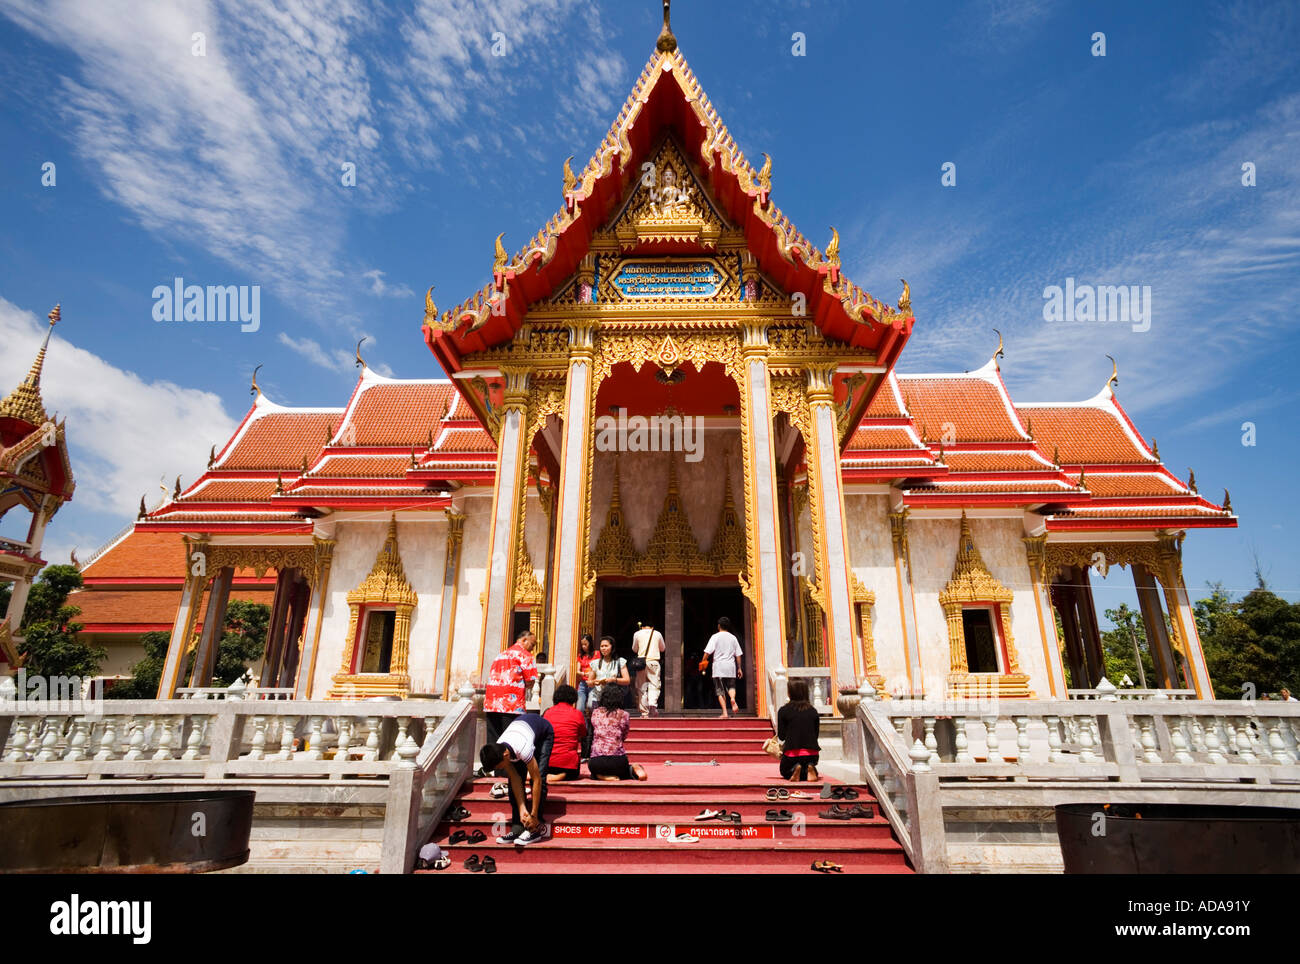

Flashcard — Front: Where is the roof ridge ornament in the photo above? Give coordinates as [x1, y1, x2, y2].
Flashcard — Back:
[355, 337, 367, 370]
[562, 155, 576, 197]
[493, 233, 508, 274]
[1151, 437, 1160, 459]
[1187, 468, 1197, 493]
[825, 227, 840, 267]
[898, 279, 911, 314]
[1223, 489, 1232, 512]
[656, 0, 677, 52]
[250, 363, 263, 399]
[992, 328, 1004, 368]
[1106, 353, 1119, 390]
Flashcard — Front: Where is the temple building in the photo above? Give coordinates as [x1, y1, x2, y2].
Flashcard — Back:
[101, 20, 1234, 711]
[0, 307, 76, 673]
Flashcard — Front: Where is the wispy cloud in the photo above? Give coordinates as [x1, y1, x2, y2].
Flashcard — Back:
[278, 331, 393, 379]
[361, 269, 414, 298]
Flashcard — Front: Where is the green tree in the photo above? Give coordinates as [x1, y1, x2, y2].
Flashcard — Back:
[1198, 582, 1300, 698]
[1100, 603, 1156, 688]
[105, 601, 271, 698]
[14, 564, 105, 680]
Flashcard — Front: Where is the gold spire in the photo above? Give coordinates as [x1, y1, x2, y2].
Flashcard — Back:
[656, 0, 677, 52]
[0, 303, 59, 426]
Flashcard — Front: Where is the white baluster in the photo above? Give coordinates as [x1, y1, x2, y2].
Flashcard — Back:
[1265, 718, 1295, 765]
[304, 716, 325, 761]
[909, 739, 931, 772]
[1203, 717, 1227, 764]
[278, 716, 298, 760]
[954, 716, 973, 763]
[4, 717, 31, 762]
[1045, 715, 1065, 763]
[362, 717, 381, 761]
[35, 717, 65, 761]
[334, 716, 352, 762]
[1012, 716, 1030, 763]
[123, 717, 147, 760]
[245, 715, 269, 760]
[63, 717, 91, 761]
[152, 715, 177, 760]
[1233, 718, 1259, 764]
[1169, 716, 1193, 764]
[1077, 715, 1100, 764]
[182, 715, 206, 761]
[393, 717, 418, 767]
[94, 717, 119, 761]
[1187, 716, 1207, 754]
[923, 717, 939, 765]
[1138, 717, 1162, 763]
[983, 715, 1001, 764]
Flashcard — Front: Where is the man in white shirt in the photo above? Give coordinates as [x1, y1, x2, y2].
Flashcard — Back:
[633, 621, 666, 717]
[703, 616, 743, 718]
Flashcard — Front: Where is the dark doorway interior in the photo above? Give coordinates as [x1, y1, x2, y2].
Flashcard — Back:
[681, 586, 747, 712]
[600, 586, 666, 713]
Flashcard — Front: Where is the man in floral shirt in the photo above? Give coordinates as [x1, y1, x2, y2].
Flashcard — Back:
[484, 630, 539, 743]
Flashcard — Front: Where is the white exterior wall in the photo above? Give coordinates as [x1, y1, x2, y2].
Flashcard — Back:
[449, 495, 492, 687]
[844, 494, 908, 692]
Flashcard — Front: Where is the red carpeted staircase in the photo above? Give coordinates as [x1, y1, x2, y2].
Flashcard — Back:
[419, 716, 913, 874]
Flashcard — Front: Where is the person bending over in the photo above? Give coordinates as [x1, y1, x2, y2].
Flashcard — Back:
[479, 711, 554, 845]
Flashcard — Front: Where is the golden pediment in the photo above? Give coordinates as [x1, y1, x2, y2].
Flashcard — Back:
[611, 137, 724, 249]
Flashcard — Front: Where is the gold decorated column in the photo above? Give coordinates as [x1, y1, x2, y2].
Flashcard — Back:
[435, 509, 466, 697]
[1023, 534, 1067, 697]
[478, 367, 532, 678]
[158, 535, 209, 698]
[293, 534, 336, 699]
[804, 364, 859, 701]
[889, 508, 925, 697]
[1156, 531, 1214, 697]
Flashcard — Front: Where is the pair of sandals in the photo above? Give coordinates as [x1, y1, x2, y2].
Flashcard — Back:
[765, 809, 795, 822]
[765, 787, 811, 801]
[448, 804, 471, 821]
[820, 785, 859, 800]
[489, 783, 509, 799]
[415, 855, 451, 870]
[811, 860, 844, 873]
[693, 808, 741, 823]
[818, 803, 873, 820]
[449, 828, 487, 845]
[463, 854, 497, 874]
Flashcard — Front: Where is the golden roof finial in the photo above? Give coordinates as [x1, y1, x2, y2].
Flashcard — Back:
[173, 476, 182, 499]
[825, 227, 840, 267]
[1187, 468, 1197, 493]
[493, 232, 508, 273]
[137, 495, 147, 520]
[355, 337, 367, 369]
[992, 328, 1005, 367]
[1223, 489, 1232, 512]
[275, 471, 285, 495]
[757, 152, 772, 193]
[1025, 416, 1033, 438]
[208, 445, 216, 469]
[1151, 437, 1160, 459]
[0, 302, 60, 425]
[1078, 468, 1088, 490]
[1052, 444, 1060, 466]
[898, 279, 911, 314]
[424, 285, 439, 327]
[250, 363, 263, 398]
[562, 155, 576, 195]
[1106, 354, 1119, 390]
[301, 454, 310, 473]
[656, 0, 677, 52]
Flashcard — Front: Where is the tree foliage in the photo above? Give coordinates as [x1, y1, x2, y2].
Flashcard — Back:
[14, 564, 105, 680]
[1100, 603, 1157, 687]
[1197, 582, 1300, 698]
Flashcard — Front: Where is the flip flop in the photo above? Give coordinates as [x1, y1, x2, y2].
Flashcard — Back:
[449, 805, 471, 821]
[788, 790, 812, 799]
[766, 787, 790, 800]
[481, 855, 497, 874]
[694, 808, 725, 821]
[448, 829, 468, 844]
[811, 860, 833, 873]
[766, 810, 793, 822]
[830, 786, 846, 799]
[464, 854, 482, 872]
[765, 788, 780, 800]
[468, 829, 487, 843]
[433, 855, 451, 870]
[728, 811, 743, 824]
[765, 809, 781, 821]
[841, 787, 859, 800]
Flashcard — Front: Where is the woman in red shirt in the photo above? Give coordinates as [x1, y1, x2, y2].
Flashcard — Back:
[575, 634, 596, 713]
[542, 684, 587, 782]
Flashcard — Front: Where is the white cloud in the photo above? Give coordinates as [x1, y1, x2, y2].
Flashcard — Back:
[0, 296, 239, 555]
[361, 269, 414, 299]
[278, 331, 394, 379]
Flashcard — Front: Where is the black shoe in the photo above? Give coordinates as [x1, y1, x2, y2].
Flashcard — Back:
[818, 804, 852, 820]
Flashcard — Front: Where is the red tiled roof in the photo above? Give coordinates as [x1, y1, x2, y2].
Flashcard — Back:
[1074, 472, 1187, 498]
[940, 451, 1053, 473]
[184, 479, 279, 502]
[898, 373, 1027, 444]
[1018, 403, 1154, 465]
[344, 382, 452, 447]
[845, 426, 922, 451]
[863, 374, 908, 418]
[435, 427, 497, 453]
[73, 586, 275, 631]
[311, 455, 413, 479]
[80, 530, 186, 580]
[219, 411, 338, 470]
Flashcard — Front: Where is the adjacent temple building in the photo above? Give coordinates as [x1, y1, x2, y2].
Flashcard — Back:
[78, 15, 1234, 712]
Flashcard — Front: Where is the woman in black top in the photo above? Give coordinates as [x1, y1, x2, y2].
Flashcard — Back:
[776, 679, 821, 781]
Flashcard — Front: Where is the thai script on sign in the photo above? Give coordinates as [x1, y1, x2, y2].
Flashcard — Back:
[611, 260, 721, 299]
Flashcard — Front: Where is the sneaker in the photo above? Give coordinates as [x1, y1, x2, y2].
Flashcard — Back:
[495, 830, 519, 845]
[490, 783, 509, 799]
[514, 825, 549, 846]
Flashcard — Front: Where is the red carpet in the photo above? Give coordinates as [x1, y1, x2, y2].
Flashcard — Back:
[418, 717, 914, 875]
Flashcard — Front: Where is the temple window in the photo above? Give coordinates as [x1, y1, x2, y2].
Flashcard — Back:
[357, 608, 396, 674]
[960, 606, 1002, 674]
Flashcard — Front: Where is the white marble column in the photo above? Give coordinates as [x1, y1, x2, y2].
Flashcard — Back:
[547, 325, 596, 680]
[889, 507, 925, 697]
[293, 534, 335, 699]
[478, 368, 531, 679]
[1023, 534, 1068, 697]
[434, 509, 465, 696]
[805, 365, 858, 702]
[1157, 533, 1214, 697]
[157, 536, 208, 698]
[739, 323, 785, 712]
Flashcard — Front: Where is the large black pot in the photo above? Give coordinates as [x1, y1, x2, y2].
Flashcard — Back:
[1056, 803, 1300, 873]
[0, 790, 254, 873]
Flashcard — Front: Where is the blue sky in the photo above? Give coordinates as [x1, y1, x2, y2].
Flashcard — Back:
[0, 0, 1296, 614]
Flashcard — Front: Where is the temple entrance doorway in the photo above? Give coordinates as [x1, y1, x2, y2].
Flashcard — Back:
[681, 586, 748, 713]
[598, 585, 666, 713]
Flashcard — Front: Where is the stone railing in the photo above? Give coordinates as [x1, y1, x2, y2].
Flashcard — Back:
[0, 698, 476, 874]
[1068, 688, 1195, 700]
[177, 687, 296, 701]
[767, 667, 833, 726]
[856, 698, 1300, 874]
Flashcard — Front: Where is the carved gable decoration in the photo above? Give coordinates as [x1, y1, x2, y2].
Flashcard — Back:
[939, 513, 1013, 606]
[610, 137, 724, 249]
[347, 517, 417, 608]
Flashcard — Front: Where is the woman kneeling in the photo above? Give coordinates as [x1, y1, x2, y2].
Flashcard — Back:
[777, 679, 820, 781]
[587, 684, 648, 781]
